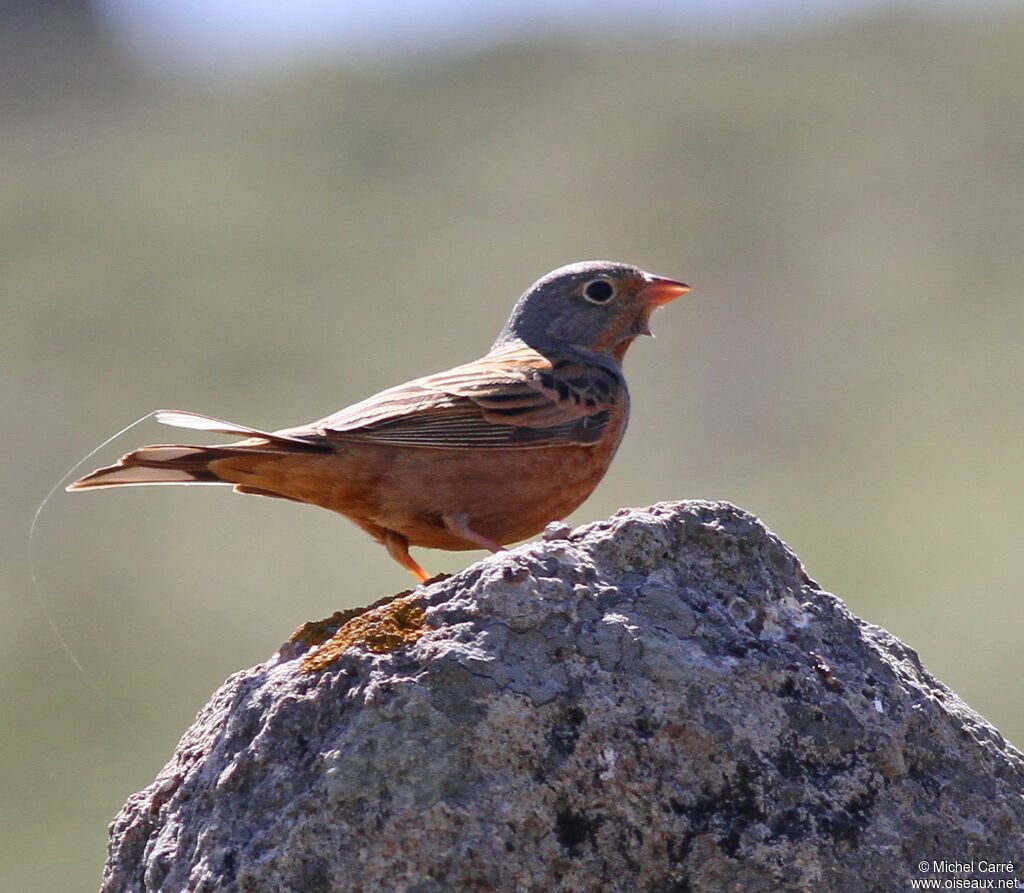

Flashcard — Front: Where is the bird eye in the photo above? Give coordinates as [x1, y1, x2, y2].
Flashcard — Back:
[583, 279, 615, 304]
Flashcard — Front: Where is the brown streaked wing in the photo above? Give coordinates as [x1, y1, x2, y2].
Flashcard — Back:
[312, 342, 622, 450]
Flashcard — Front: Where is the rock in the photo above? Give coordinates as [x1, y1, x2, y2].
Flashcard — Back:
[102, 501, 1024, 893]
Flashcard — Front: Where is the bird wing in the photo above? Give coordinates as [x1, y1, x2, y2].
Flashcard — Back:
[312, 342, 624, 449]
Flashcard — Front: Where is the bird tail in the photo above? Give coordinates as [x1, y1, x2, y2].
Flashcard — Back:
[67, 444, 255, 490]
[66, 410, 330, 492]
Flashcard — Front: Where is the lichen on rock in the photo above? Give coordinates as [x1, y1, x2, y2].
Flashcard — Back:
[289, 591, 429, 672]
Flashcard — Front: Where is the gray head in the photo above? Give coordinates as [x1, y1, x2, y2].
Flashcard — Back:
[494, 260, 690, 360]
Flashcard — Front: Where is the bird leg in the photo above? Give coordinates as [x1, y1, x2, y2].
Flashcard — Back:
[443, 513, 506, 553]
[382, 529, 430, 583]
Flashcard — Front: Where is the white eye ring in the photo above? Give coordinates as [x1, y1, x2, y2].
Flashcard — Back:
[583, 279, 615, 304]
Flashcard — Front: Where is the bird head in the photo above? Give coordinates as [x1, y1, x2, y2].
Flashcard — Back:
[495, 260, 690, 361]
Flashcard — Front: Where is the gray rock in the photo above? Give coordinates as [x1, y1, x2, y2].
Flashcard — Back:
[102, 501, 1024, 893]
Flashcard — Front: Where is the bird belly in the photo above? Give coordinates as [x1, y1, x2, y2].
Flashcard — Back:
[372, 443, 618, 549]
[208, 409, 625, 553]
[212, 437, 618, 551]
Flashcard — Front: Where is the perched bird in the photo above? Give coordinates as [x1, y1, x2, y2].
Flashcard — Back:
[68, 261, 689, 581]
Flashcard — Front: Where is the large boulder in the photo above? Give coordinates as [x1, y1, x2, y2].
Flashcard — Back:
[102, 501, 1024, 892]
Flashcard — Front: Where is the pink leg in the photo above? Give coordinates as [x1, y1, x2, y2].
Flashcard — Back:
[382, 529, 430, 583]
[443, 513, 506, 553]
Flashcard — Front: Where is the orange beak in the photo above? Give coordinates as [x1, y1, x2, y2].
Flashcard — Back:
[640, 276, 691, 307]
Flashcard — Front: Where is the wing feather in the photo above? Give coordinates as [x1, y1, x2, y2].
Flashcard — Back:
[156, 410, 331, 451]
[315, 342, 623, 450]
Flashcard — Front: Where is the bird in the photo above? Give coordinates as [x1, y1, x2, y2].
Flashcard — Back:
[68, 261, 689, 582]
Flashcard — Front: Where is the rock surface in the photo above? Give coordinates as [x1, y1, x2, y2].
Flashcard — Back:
[103, 501, 1024, 893]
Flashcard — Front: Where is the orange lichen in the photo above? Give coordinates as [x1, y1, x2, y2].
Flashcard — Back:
[292, 592, 429, 673]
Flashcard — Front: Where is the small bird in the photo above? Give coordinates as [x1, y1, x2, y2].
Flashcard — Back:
[68, 261, 689, 582]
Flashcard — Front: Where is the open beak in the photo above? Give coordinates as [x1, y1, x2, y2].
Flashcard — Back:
[640, 276, 691, 307]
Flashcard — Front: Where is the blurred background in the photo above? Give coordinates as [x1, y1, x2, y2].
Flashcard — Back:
[3, 0, 1023, 888]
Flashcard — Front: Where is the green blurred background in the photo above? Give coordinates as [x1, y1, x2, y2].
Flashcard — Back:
[3, 2, 1023, 889]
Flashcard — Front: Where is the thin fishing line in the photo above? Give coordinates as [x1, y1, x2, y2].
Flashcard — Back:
[28, 411, 162, 737]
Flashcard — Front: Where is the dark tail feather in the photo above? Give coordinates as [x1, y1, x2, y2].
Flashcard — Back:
[67, 409, 332, 493]
[67, 445, 254, 491]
